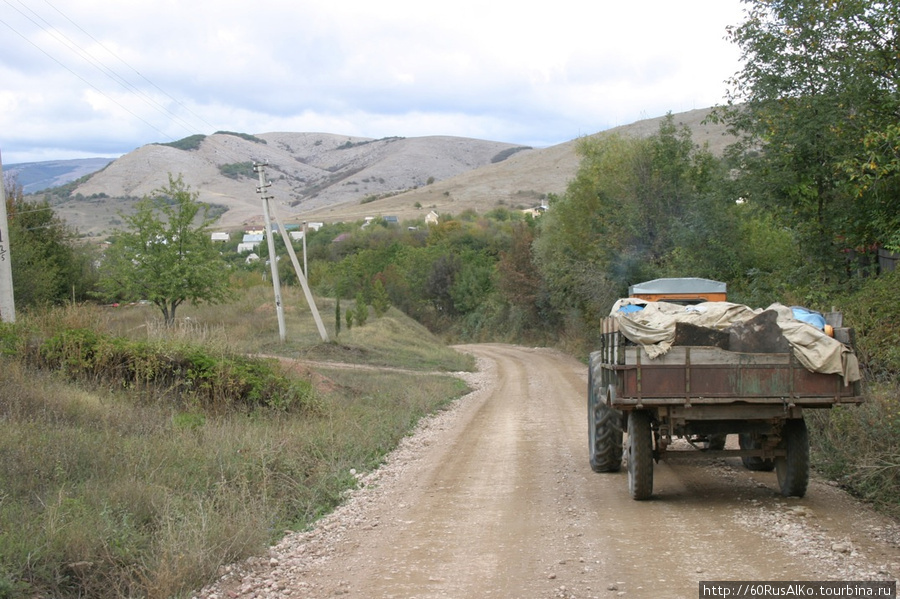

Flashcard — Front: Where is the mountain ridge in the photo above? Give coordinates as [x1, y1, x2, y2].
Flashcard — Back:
[21, 107, 732, 237]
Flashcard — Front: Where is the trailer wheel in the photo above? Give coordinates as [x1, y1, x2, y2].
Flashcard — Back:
[739, 434, 775, 472]
[775, 419, 809, 497]
[707, 434, 727, 451]
[627, 410, 654, 500]
[588, 358, 622, 472]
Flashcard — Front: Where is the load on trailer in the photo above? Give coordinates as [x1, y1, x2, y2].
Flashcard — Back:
[588, 278, 863, 500]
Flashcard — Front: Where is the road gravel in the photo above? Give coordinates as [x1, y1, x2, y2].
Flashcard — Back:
[194, 344, 899, 599]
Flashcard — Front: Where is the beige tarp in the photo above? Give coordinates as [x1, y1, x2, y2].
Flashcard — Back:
[610, 300, 860, 384]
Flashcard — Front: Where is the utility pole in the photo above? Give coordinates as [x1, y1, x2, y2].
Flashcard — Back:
[255, 162, 286, 342]
[0, 151, 15, 323]
[270, 209, 328, 341]
[302, 221, 308, 278]
[253, 163, 329, 342]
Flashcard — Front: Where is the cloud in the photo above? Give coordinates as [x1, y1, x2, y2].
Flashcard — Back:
[0, 0, 745, 164]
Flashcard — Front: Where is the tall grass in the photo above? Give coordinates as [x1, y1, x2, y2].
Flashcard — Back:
[0, 293, 473, 598]
[808, 383, 900, 518]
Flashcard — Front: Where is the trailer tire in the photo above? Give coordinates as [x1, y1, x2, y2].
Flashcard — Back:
[739, 434, 775, 472]
[627, 410, 654, 500]
[707, 434, 727, 451]
[588, 358, 622, 473]
[775, 419, 809, 498]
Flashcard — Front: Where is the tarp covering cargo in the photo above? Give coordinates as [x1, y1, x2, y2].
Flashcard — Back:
[609, 300, 860, 384]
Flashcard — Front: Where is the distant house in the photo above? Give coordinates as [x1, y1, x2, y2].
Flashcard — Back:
[383, 215, 399, 226]
[244, 227, 264, 236]
[425, 210, 439, 225]
[211, 232, 230, 242]
[332, 232, 352, 243]
[238, 233, 264, 253]
[307, 222, 325, 232]
[244, 252, 260, 264]
[522, 205, 548, 218]
[289, 231, 305, 241]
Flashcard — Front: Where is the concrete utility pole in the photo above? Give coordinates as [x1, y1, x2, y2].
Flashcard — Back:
[254, 163, 329, 342]
[0, 151, 16, 323]
[255, 162, 286, 342]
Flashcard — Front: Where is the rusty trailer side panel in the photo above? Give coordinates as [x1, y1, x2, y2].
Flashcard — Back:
[604, 345, 862, 407]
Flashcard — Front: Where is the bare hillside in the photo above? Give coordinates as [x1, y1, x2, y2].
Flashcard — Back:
[63, 132, 526, 236]
[298, 107, 733, 225]
[57, 108, 732, 236]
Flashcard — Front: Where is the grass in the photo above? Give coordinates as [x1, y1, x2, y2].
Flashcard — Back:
[807, 382, 900, 518]
[0, 286, 474, 598]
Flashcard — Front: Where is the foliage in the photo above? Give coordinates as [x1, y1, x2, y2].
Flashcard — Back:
[0, 314, 468, 598]
[837, 269, 900, 381]
[156, 134, 206, 151]
[218, 161, 255, 180]
[4, 174, 98, 308]
[532, 116, 718, 332]
[807, 388, 900, 518]
[491, 146, 532, 163]
[371, 278, 390, 317]
[353, 292, 368, 326]
[716, 0, 900, 282]
[98, 175, 232, 325]
[14, 324, 316, 413]
[214, 131, 267, 144]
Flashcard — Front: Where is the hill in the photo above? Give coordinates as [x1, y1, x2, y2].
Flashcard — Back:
[5, 157, 114, 194]
[42, 108, 732, 237]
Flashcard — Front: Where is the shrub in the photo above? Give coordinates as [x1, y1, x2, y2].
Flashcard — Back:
[31, 328, 317, 413]
[839, 269, 900, 381]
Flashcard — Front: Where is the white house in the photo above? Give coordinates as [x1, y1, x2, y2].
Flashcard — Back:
[425, 210, 439, 225]
[211, 232, 230, 242]
[238, 233, 264, 253]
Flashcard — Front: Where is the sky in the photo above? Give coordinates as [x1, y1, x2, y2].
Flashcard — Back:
[0, 0, 747, 165]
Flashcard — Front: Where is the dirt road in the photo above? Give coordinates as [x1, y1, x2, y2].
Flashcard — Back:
[197, 344, 900, 599]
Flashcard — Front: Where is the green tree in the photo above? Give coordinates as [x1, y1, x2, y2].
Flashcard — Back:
[534, 117, 714, 326]
[353, 291, 368, 326]
[717, 0, 900, 282]
[4, 173, 96, 308]
[371, 278, 390, 316]
[99, 174, 232, 325]
[335, 296, 342, 335]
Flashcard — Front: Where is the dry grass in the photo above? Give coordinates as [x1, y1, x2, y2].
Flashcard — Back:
[0, 288, 473, 598]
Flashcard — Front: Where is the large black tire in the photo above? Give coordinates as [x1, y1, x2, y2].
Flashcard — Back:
[588, 357, 623, 472]
[627, 410, 654, 500]
[775, 419, 809, 497]
[707, 434, 727, 451]
[739, 433, 776, 472]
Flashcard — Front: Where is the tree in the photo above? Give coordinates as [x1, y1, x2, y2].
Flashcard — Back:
[99, 174, 232, 325]
[4, 173, 96, 308]
[717, 0, 900, 281]
[370, 278, 390, 317]
[533, 116, 715, 326]
[353, 291, 368, 326]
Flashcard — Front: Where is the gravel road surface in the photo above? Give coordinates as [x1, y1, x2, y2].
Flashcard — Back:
[194, 344, 900, 599]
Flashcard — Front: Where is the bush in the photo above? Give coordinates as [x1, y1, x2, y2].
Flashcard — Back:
[31, 328, 318, 413]
[839, 269, 900, 381]
[808, 386, 900, 518]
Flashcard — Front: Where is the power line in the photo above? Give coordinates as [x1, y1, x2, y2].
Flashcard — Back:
[2, 2, 274, 182]
[39, 0, 218, 133]
[0, 12, 176, 142]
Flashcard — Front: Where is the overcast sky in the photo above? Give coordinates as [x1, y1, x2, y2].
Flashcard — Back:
[1, 0, 746, 165]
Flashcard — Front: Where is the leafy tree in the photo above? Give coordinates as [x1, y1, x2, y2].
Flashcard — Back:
[371, 278, 390, 316]
[335, 297, 342, 335]
[353, 292, 368, 326]
[716, 0, 900, 282]
[3, 173, 97, 308]
[534, 117, 714, 326]
[99, 174, 232, 325]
